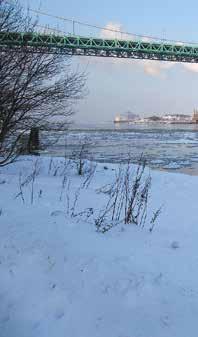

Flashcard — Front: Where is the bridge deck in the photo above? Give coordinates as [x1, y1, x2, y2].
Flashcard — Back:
[0, 31, 198, 62]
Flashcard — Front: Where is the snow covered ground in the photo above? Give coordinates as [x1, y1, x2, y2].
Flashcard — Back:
[0, 156, 198, 337]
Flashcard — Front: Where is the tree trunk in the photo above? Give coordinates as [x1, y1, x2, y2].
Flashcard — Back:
[27, 127, 40, 154]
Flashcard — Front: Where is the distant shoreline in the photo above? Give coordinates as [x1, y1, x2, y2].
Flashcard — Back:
[113, 120, 197, 125]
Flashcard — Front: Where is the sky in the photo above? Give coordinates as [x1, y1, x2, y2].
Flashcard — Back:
[21, 0, 198, 123]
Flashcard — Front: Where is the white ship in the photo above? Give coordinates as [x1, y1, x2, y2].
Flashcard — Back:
[114, 112, 140, 123]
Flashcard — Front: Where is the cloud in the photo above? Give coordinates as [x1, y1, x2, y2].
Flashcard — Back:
[175, 41, 184, 46]
[99, 23, 175, 77]
[183, 63, 198, 73]
[142, 60, 174, 77]
[100, 22, 132, 41]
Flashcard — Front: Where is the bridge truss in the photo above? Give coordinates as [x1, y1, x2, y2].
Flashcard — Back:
[1, 31, 198, 63]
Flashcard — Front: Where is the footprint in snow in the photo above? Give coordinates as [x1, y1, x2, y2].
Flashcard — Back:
[170, 241, 180, 249]
[55, 308, 65, 320]
[160, 315, 171, 327]
[50, 210, 65, 217]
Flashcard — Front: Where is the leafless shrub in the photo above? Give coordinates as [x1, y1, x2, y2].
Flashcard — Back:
[71, 137, 93, 176]
[60, 155, 156, 232]
[149, 207, 162, 232]
[58, 157, 74, 201]
[94, 208, 115, 233]
[95, 156, 160, 233]
[70, 186, 82, 217]
[38, 189, 43, 199]
[15, 159, 40, 204]
[65, 179, 71, 215]
[59, 159, 71, 201]
[64, 165, 96, 219]
[30, 160, 40, 204]
[60, 157, 72, 177]
[60, 172, 68, 202]
[17, 171, 25, 204]
[71, 208, 94, 223]
[48, 158, 54, 175]
[48, 158, 59, 176]
[52, 162, 61, 177]
[76, 142, 88, 176]
[95, 183, 114, 195]
[47, 157, 72, 179]
[81, 161, 97, 189]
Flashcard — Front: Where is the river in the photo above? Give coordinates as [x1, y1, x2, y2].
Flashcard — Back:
[40, 122, 198, 175]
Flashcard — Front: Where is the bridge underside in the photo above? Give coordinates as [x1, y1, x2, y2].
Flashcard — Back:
[1, 47, 197, 63]
[1, 32, 198, 63]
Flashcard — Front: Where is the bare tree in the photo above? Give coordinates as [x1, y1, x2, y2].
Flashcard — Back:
[0, 0, 86, 165]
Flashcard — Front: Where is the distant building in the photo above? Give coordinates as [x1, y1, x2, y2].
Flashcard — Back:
[114, 112, 195, 124]
[114, 111, 140, 123]
[192, 109, 198, 123]
[162, 114, 191, 122]
[147, 115, 161, 122]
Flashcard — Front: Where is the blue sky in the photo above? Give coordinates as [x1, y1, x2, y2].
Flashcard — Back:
[21, 0, 198, 122]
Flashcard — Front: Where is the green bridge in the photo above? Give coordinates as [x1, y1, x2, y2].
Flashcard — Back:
[1, 31, 198, 63]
